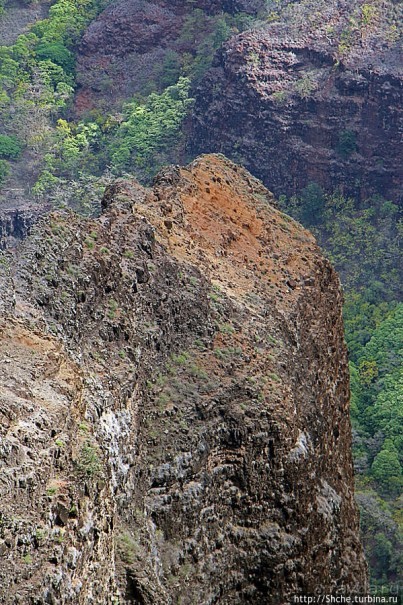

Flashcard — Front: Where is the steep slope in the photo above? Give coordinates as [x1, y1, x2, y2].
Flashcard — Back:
[0, 155, 367, 603]
[189, 0, 403, 202]
[74, 0, 263, 113]
[0, 0, 49, 45]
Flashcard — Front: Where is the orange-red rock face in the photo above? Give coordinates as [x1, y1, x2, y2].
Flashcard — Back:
[0, 155, 367, 603]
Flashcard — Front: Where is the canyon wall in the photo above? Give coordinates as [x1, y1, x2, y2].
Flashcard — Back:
[189, 4, 402, 201]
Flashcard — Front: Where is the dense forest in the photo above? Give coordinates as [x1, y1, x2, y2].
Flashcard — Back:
[0, 0, 401, 593]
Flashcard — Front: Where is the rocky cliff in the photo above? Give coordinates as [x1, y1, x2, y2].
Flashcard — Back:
[74, 0, 402, 202]
[0, 155, 367, 603]
[0, 203, 51, 250]
[189, 0, 403, 202]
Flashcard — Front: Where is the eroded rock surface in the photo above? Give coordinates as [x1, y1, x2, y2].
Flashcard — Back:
[0, 155, 367, 603]
[0, 203, 51, 249]
[189, 1, 403, 201]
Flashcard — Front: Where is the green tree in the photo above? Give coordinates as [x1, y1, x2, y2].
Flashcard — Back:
[36, 42, 75, 74]
[371, 445, 402, 495]
[0, 159, 10, 186]
[0, 134, 23, 159]
[111, 77, 193, 179]
[337, 129, 357, 157]
[368, 369, 403, 452]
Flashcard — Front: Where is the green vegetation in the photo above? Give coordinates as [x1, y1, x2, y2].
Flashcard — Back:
[0, 134, 22, 158]
[35, 528, 47, 543]
[0, 1, 251, 203]
[337, 129, 357, 158]
[45, 485, 58, 497]
[31, 77, 194, 205]
[75, 441, 103, 478]
[214, 346, 243, 361]
[116, 531, 140, 565]
[0, 0, 107, 195]
[0, 159, 9, 186]
[1, 0, 400, 589]
[282, 187, 401, 297]
[176, 8, 253, 85]
[110, 77, 193, 179]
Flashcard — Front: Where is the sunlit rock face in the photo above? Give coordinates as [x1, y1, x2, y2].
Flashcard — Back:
[0, 155, 367, 604]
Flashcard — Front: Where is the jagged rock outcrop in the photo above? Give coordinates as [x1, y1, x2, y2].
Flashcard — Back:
[0, 204, 50, 249]
[189, 1, 403, 202]
[0, 155, 367, 603]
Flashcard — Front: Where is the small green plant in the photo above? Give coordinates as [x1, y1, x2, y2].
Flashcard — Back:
[214, 346, 243, 360]
[194, 339, 206, 350]
[55, 531, 65, 543]
[218, 322, 235, 335]
[171, 352, 189, 365]
[179, 561, 193, 578]
[46, 486, 58, 497]
[179, 419, 188, 430]
[155, 374, 167, 387]
[116, 532, 140, 565]
[55, 439, 64, 448]
[75, 442, 102, 478]
[0, 159, 10, 186]
[188, 363, 208, 379]
[271, 90, 288, 104]
[248, 51, 260, 67]
[294, 74, 317, 99]
[361, 3, 378, 26]
[337, 27, 354, 57]
[157, 392, 171, 410]
[35, 528, 47, 542]
[22, 554, 33, 564]
[337, 130, 357, 158]
[108, 298, 118, 319]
